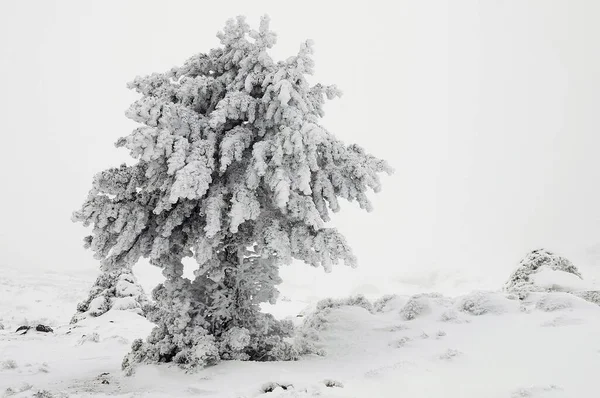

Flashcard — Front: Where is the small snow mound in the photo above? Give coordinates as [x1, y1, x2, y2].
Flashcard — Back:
[455, 291, 520, 316]
[510, 384, 563, 397]
[111, 296, 143, 312]
[504, 249, 583, 297]
[540, 315, 585, 327]
[438, 348, 462, 361]
[77, 332, 100, 345]
[438, 309, 470, 324]
[531, 292, 597, 312]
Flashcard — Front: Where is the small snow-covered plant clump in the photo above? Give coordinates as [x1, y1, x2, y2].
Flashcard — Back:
[401, 296, 429, 320]
[534, 292, 577, 312]
[315, 295, 374, 313]
[261, 382, 294, 393]
[438, 348, 462, 361]
[372, 294, 407, 313]
[439, 309, 470, 324]
[301, 294, 373, 332]
[71, 269, 148, 323]
[1, 360, 17, 370]
[73, 15, 391, 373]
[504, 249, 583, 298]
[572, 290, 600, 306]
[455, 291, 519, 316]
[323, 379, 344, 388]
[399, 293, 448, 321]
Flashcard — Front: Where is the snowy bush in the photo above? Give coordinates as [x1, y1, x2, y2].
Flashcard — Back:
[504, 249, 583, 298]
[455, 291, 519, 316]
[400, 296, 431, 320]
[323, 379, 344, 388]
[372, 294, 406, 313]
[73, 15, 391, 372]
[315, 295, 374, 313]
[572, 290, 600, 306]
[301, 295, 373, 332]
[261, 382, 293, 393]
[71, 269, 148, 323]
[1, 360, 17, 370]
[399, 293, 449, 321]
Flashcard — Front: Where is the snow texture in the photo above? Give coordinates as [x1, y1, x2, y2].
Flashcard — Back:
[3, 264, 600, 397]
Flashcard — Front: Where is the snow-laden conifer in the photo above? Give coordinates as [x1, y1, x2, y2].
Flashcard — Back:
[73, 15, 392, 372]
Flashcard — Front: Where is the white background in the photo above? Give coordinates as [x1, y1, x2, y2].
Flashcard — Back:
[2, 1, 600, 295]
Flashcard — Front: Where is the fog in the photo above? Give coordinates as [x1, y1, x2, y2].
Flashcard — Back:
[2, 1, 600, 295]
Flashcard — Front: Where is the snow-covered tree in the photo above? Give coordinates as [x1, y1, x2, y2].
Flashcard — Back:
[73, 15, 392, 372]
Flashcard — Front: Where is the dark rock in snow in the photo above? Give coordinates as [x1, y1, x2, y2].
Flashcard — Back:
[15, 325, 53, 334]
[35, 324, 53, 333]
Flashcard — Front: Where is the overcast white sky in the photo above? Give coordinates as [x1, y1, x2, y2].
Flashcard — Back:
[2, 1, 600, 294]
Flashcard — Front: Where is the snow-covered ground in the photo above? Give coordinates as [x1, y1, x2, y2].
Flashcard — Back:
[2, 263, 600, 398]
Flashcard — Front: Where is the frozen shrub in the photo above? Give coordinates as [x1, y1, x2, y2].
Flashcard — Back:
[301, 294, 373, 332]
[72, 269, 149, 323]
[323, 379, 344, 388]
[261, 382, 293, 393]
[1, 360, 17, 370]
[504, 249, 583, 298]
[455, 291, 518, 316]
[400, 295, 434, 320]
[401, 298, 427, 320]
[315, 295, 373, 313]
[372, 294, 401, 313]
[572, 290, 600, 306]
[32, 391, 57, 398]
